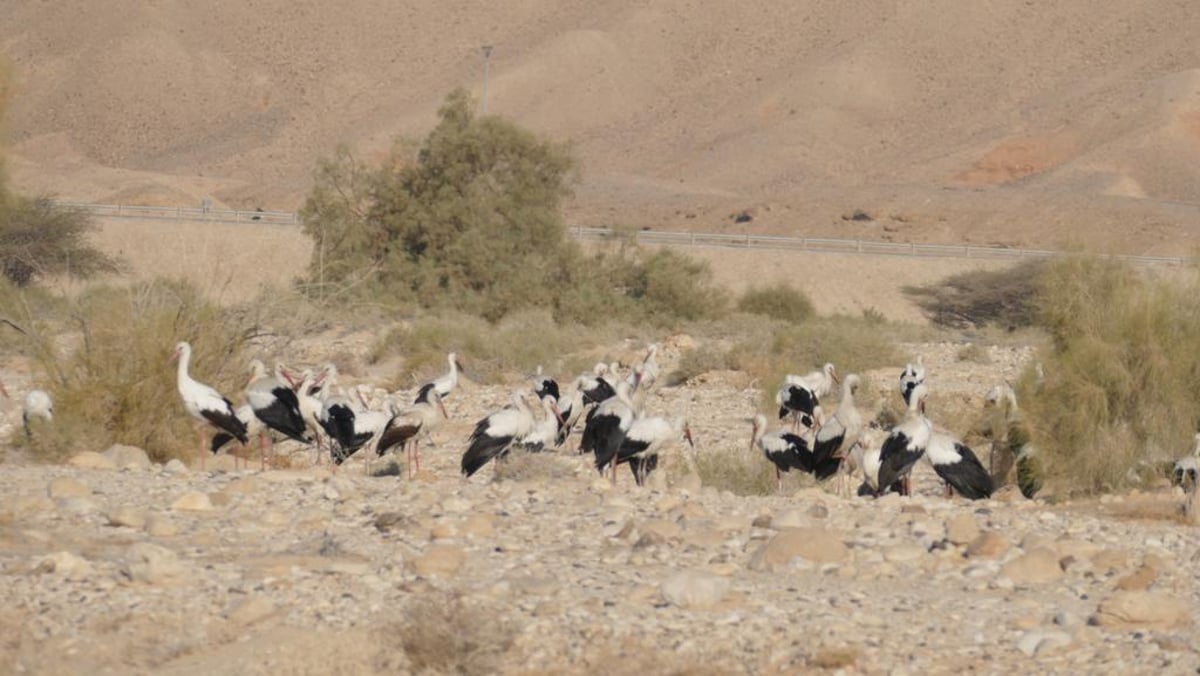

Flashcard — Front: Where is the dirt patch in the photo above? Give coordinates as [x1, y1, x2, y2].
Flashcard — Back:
[954, 133, 1081, 186]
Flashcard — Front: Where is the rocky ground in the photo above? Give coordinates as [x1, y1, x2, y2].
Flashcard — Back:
[1, 343, 1197, 675]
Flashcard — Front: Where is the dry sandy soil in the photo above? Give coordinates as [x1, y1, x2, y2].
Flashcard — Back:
[1, 339, 1197, 675]
[4, 2, 1200, 253]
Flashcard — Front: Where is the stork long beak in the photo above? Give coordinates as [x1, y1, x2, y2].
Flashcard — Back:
[919, 399, 926, 415]
[0, 380, 9, 398]
[552, 404, 565, 427]
[749, 430, 757, 454]
[832, 372, 841, 384]
[683, 427, 695, 448]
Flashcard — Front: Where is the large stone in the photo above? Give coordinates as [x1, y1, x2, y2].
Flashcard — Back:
[1000, 547, 1063, 585]
[68, 452, 118, 470]
[749, 527, 848, 571]
[1092, 592, 1192, 629]
[144, 514, 179, 537]
[965, 531, 1009, 559]
[163, 459, 189, 475]
[171, 491, 214, 512]
[461, 513, 496, 538]
[675, 473, 703, 494]
[660, 570, 730, 609]
[770, 509, 811, 530]
[225, 596, 278, 628]
[47, 477, 89, 499]
[122, 542, 188, 584]
[103, 444, 152, 470]
[410, 545, 466, 578]
[945, 514, 980, 545]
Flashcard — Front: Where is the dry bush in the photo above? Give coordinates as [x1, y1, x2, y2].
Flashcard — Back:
[379, 591, 517, 676]
[19, 279, 252, 464]
[904, 259, 1045, 329]
[956, 342, 992, 364]
[668, 344, 737, 386]
[693, 441, 813, 497]
[1021, 257, 1200, 494]
[373, 308, 641, 387]
[737, 283, 815, 323]
[490, 450, 578, 482]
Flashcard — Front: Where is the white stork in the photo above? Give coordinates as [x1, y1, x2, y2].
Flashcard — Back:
[375, 388, 448, 478]
[1172, 433, 1200, 493]
[532, 365, 560, 401]
[554, 385, 588, 447]
[461, 391, 535, 478]
[627, 344, 660, 390]
[414, 352, 465, 404]
[319, 391, 380, 466]
[776, 362, 838, 430]
[613, 415, 693, 486]
[515, 394, 564, 454]
[877, 383, 932, 497]
[294, 369, 331, 464]
[751, 414, 815, 492]
[583, 379, 641, 480]
[899, 355, 926, 406]
[245, 360, 311, 469]
[210, 403, 264, 469]
[812, 374, 864, 482]
[925, 430, 995, 500]
[172, 342, 249, 468]
[22, 389, 54, 439]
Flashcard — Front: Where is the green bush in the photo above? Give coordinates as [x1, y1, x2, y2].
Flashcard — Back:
[1021, 257, 1200, 494]
[904, 260, 1045, 329]
[737, 284, 815, 323]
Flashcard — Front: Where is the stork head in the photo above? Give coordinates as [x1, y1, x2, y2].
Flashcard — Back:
[171, 341, 190, 363]
[843, 374, 860, 396]
[545, 395, 565, 426]
[825, 363, 839, 384]
[449, 352, 464, 372]
[593, 362, 608, 377]
[246, 359, 267, 386]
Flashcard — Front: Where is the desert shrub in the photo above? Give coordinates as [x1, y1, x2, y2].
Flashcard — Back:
[956, 342, 992, 364]
[694, 442, 816, 496]
[904, 259, 1046, 329]
[0, 196, 123, 287]
[1020, 257, 1200, 493]
[490, 451, 577, 482]
[737, 283, 815, 323]
[20, 279, 251, 463]
[668, 344, 737, 385]
[383, 591, 517, 676]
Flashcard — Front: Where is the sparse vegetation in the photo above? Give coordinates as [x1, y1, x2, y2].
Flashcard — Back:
[904, 259, 1046, 329]
[694, 441, 809, 496]
[19, 279, 251, 463]
[737, 283, 815, 323]
[956, 342, 992, 364]
[385, 591, 517, 676]
[1021, 257, 1200, 494]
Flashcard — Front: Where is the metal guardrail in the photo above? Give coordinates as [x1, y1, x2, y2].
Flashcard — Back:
[58, 201, 1192, 266]
[55, 200, 298, 225]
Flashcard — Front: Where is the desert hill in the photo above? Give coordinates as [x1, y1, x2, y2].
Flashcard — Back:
[3, 1, 1200, 253]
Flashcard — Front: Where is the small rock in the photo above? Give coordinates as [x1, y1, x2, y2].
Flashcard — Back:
[57, 496, 101, 515]
[806, 504, 829, 519]
[373, 512, 413, 533]
[945, 514, 980, 545]
[163, 459, 189, 474]
[430, 522, 458, 540]
[751, 514, 773, 529]
[770, 509, 811, 530]
[223, 477, 262, 495]
[675, 473, 703, 494]
[1017, 630, 1072, 657]
[144, 514, 179, 537]
[47, 477, 90, 499]
[1092, 591, 1192, 629]
[68, 452, 118, 470]
[122, 542, 188, 584]
[1115, 565, 1158, 592]
[260, 510, 290, 526]
[965, 531, 1009, 559]
[660, 570, 730, 609]
[106, 507, 147, 529]
[440, 497, 472, 514]
[225, 596, 278, 628]
[35, 551, 93, 579]
[411, 545, 466, 578]
[461, 513, 496, 538]
[103, 444, 151, 470]
[1090, 548, 1128, 574]
[1000, 547, 1063, 585]
[171, 492, 214, 512]
[900, 504, 926, 515]
[883, 545, 926, 563]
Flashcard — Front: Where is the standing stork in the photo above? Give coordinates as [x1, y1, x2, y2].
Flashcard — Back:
[461, 391, 535, 478]
[172, 342, 249, 469]
[320, 391, 378, 465]
[612, 415, 693, 486]
[22, 389, 54, 439]
[246, 360, 311, 469]
[899, 356, 926, 406]
[375, 388, 448, 478]
[584, 379, 640, 480]
[812, 374, 864, 481]
[877, 383, 932, 497]
[750, 414, 815, 492]
[925, 430, 994, 500]
[415, 352, 465, 404]
[776, 362, 838, 431]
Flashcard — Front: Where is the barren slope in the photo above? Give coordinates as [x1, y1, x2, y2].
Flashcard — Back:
[3, 1, 1200, 252]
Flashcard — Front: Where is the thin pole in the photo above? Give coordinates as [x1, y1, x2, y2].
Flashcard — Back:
[480, 45, 494, 113]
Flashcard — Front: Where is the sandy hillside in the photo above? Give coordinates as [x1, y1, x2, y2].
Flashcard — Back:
[3, 2, 1200, 253]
